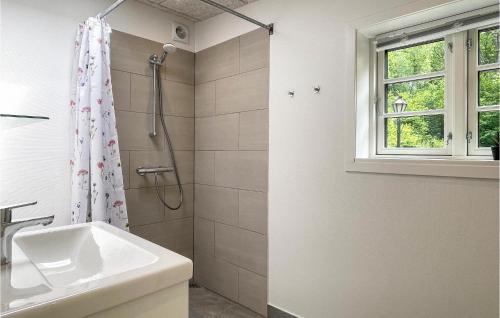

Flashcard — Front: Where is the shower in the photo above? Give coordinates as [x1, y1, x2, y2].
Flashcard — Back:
[136, 43, 183, 210]
[154, 43, 177, 65]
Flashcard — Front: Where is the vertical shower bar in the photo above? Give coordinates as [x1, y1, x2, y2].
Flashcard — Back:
[150, 65, 157, 137]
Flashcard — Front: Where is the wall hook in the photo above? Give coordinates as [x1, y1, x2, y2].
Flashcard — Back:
[288, 90, 295, 98]
[313, 85, 321, 94]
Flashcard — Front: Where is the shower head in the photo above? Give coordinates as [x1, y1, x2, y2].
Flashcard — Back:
[159, 43, 177, 64]
[163, 43, 177, 54]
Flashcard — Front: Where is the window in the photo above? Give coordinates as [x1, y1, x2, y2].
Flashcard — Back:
[377, 39, 450, 155]
[374, 22, 499, 158]
[347, 5, 499, 178]
[467, 26, 500, 155]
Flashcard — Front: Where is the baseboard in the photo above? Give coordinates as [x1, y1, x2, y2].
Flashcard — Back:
[268, 305, 298, 318]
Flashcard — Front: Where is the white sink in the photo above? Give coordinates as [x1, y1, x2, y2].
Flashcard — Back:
[1, 222, 192, 318]
[14, 224, 158, 287]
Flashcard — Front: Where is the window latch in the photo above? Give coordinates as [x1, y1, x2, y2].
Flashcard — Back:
[374, 96, 380, 114]
[466, 39, 473, 51]
[466, 131, 473, 143]
[446, 132, 453, 145]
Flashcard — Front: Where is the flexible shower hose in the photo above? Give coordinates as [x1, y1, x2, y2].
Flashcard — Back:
[153, 64, 183, 210]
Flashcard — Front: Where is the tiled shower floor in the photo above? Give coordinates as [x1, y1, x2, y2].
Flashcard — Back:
[189, 287, 264, 318]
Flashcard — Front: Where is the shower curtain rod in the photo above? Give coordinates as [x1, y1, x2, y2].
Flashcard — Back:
[97, 0, 274, 35]
[96, 0, 127, 19]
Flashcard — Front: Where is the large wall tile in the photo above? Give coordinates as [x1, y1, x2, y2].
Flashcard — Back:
[131, 75, 195, 116]
[195, 114, 239, 150]
[239, 109, 268, 150]
[120, 151, 130, 190]
[194, 251, 239, 301]
[239, 190, 267, 234]
[169, 151, 194, 185]
[164, 80, 194, 117]
[163, 48, 195, 85]
[194, 217, 215, 256]
[165, 183, 194, 219]
[215, 223, 267, 276]
[238, 268, 267, 316]
[239, 28, 270, 73]
[131, 217, 193, 253]
[166, 116, 194, 150]
[111, 30, 158, 76]
[111, 70, 131, 111]
[195, 151, 215, 185]
[195, 82, 216, 117]
[215, 68, 269, 115]
[164, 151, 194, 185]
[179, 249, 193, 261]
[130, 74, 154, 114]
[195, 184, 238, 225]
[126, 187, 164, 226]
[195, 38, 239, 84]
[116, 111, 164, 151]
[214, 151, 268, 191]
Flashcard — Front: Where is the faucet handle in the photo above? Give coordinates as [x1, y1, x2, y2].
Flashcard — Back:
[0, 201, 37, 223]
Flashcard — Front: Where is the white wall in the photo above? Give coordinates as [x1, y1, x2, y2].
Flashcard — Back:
[196, 1, 500, 317]
[0, 0, 194, 226]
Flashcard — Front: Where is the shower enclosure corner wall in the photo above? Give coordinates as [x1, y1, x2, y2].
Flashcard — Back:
[111, 30, 195, 263]
[193, 28, 270, 316]
[111, 27, 269, 317]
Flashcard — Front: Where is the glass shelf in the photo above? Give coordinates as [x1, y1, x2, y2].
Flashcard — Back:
[0, 114, 50, 130]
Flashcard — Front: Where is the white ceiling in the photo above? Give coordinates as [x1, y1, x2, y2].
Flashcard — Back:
[136, 0, 259, 22]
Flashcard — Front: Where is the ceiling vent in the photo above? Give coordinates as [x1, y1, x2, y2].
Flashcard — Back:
[172, 23, 189, 44]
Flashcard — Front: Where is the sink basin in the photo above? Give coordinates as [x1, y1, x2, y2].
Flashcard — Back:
[14, 224, 158, 287]
[1, 222, 193, 318]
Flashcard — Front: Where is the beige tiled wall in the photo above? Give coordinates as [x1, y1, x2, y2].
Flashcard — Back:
[110, 28, 269, 316]
[111, 30, 195, 260]
[194, 28, 269, 316]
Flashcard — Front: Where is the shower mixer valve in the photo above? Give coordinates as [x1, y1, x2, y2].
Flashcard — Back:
[136, 166, 174, 176]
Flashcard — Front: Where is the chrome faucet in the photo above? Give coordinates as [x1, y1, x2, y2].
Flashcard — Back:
[1, 202, 54, 265]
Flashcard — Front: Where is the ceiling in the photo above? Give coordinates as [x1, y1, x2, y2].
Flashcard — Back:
[136, 0, 259, 22]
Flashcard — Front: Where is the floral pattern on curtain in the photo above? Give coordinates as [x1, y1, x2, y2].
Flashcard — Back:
[70, 17, 128, 230]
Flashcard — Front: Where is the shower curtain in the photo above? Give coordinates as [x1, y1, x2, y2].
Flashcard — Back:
[69, 17, 128, 230]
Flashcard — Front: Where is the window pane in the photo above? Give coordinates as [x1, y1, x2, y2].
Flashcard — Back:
[385, 77, 444, 113]
[384, 115, 444, 148]
[479, 27, 499, 65]
[386, 40, 445, 79]
[479, 70, 500, 106]
[478, 111, 499, 147]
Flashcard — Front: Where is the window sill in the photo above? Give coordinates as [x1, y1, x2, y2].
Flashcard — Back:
[345, 157, 499, 179]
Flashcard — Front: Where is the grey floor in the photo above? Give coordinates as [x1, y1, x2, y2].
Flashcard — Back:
[189, 287, 264, 318]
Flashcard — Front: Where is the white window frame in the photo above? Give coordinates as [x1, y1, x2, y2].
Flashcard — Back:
[376, 37, 453, 156]
[373, 22, 499, 159]
[467, 24, 500, 156]
[345, 3, 499, 179]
